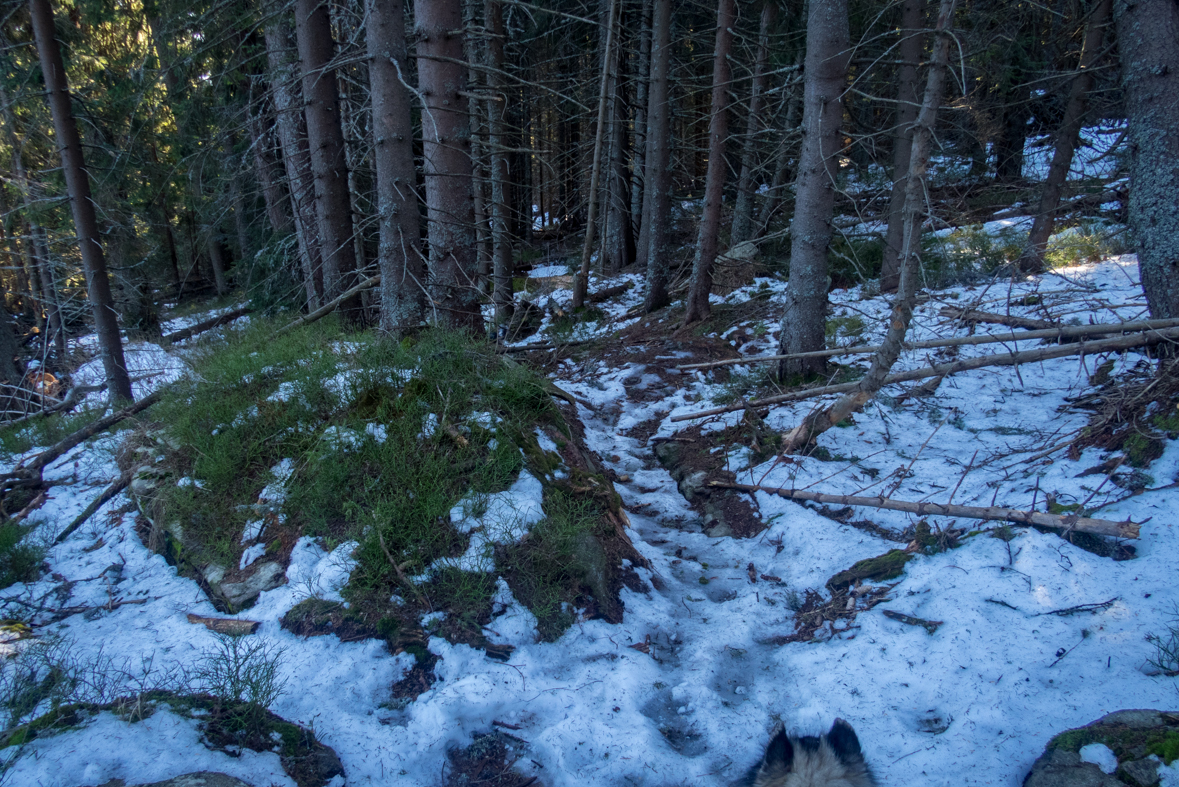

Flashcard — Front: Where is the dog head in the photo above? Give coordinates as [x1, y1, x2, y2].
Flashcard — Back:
[746, 719, 877, 787]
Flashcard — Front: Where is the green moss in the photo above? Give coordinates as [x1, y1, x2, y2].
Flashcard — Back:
[1124, 432, 1165, 468]
[1148, 730, 1179, 764]
[827, 549, 913, 590]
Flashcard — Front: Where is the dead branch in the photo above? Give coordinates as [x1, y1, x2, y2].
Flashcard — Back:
[53, 470, 133, 545]
[186, 613, 260, 635]
[676, 318, 1179, 370]
[162, 306, 253, 344]
[940, 307, 1057, 331]
[709, 481, 1140, 539]
[274, 274, 381, 336]
[1, 389, 166, 491]
[672, 326, 1179, 422]
[881, 609, 943, 634]
[495, 338, 596, 354]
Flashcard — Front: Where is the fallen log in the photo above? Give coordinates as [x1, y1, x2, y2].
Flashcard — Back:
[1, 389, 166, 490]
[676, 317, 1179, 370]
[53, 470, 133, 545]
[710, 481, 1140, 539]
[940, 307, 1056, 331]
[186, 613, 260, 636]
[671, 326, 1179, 421]
[163, 306, 253, 344]
[274, 274, 381, 336]
[587, 281, 634, 303]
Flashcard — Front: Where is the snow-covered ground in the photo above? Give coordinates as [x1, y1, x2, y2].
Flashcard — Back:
[4, 255, 1179, 786]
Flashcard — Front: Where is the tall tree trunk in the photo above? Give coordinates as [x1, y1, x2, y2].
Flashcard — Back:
[368, 0, 425, 334]
[248, 104, 295, 236]
[682, 0, 737, 326]
[880, 0, 925, 292]
[781, 0, 957, 451]
[776, 0, 850, 379]
[486, 0, 514, 325]
[415, 0, 482, 331]
[29, 0, 133, 402]
[642, 0, 673, 313]
[630, 0, 652, 258]
[758, 58, 803, 237]
[294, 0, 363, 327]
[207, 236, 229, 296]
[603, 41, 633, 276]
[731, 1, 778, 247]
[572, 0, 620, 308]
[265, 12, 325, 309]
[1017, 0, 1113, 274]
[32, 226, 64, 356]
[0, 82, 58, 341]
[1114, 0, 1179, 320]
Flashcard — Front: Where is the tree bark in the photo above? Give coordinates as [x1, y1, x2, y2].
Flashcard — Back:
[1017, 0, 1113, 274]
[368, 0, 425, 335]
[294, 0, 364, 327]
[730, 1, 778, 248]
[603, 43, 634, 276]
[264, 12, 325, 310]
[207, 236, 229, 296]
[247, 104, 294, 237]
[486, 0, 514, 325]
[642, 0, 673, 312]
[1112, 0, 1179, 321]
[880, 0, 925, 292]
[572, 0, 619, 309]
[776, 0, 850, 378]
[682, 0, 737, 326]
[781, 0, 955, 452]
[0, 81, 63, 355]
[630, 0, 652, 258]
[415, 0, 482, 331]
[29, 0, 133, 403]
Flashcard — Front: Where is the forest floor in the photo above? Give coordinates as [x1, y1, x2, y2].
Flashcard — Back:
[4, 244, 1179, 786]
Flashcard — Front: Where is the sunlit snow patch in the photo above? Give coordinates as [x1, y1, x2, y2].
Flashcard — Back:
[415, 470, 545, 577]
[240, 458, 296, 544]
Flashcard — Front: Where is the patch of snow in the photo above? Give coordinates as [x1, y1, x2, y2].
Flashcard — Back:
[240, 542, 267, 570]
[419, 413, 439, 439]
[1080, 743, 1119, 774]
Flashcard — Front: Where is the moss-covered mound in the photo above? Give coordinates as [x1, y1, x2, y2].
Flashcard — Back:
[132, 318, 646, 650]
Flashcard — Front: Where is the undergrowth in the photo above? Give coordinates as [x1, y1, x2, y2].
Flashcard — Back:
[150, 316, 612, 644]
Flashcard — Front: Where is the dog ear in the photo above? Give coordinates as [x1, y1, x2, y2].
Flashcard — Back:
[763, 727, 795, 771]
[827, 718, 862, 762]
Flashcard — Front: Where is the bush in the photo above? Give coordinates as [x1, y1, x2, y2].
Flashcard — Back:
[0, 524, 44, 589]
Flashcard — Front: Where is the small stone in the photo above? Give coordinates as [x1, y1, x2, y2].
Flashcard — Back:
[1119, 758, 1161, 787]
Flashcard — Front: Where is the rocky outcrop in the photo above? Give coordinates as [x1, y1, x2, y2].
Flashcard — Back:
[1024, 710, 1179, 787]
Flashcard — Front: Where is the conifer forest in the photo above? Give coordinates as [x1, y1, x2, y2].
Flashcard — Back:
[0, 0, 1177, 784]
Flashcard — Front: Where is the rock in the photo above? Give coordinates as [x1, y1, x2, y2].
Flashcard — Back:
[1024, 709, 1179, 787]
[572, 532, 610, 608]
[1119, 758, 1161, 787]
[218, 561, 285, 610]
[1025, 749, 1124, 787]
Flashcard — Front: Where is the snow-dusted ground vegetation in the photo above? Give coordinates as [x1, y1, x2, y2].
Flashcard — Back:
[3, 221, 1179, 785]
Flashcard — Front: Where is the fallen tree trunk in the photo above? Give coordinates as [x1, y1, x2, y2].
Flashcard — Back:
[588, 281, 634, 303]
[941, 307, 1057, 331]
[274, 274, 381, 336]
[2, 389, 166, 490]
[162, 306, 253, 344]
[53, 469, 132, 545]
[671, 325, 1179, 421]
[186, 613, 260, 636]
[677, 317, 1179, 370]
[711, 481, 1140, 539]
